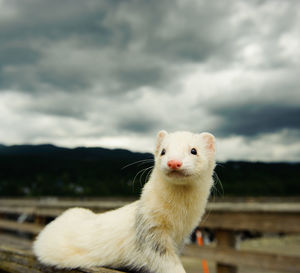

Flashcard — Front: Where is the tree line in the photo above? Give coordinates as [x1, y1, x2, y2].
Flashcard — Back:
[0, 144, 299, 197]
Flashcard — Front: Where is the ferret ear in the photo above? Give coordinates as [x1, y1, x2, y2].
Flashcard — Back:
[200, 132, 215, 154]
[155, 130, 167, 156]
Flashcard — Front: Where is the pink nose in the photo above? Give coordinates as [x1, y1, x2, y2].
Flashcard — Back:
[167, 160, 182, 170]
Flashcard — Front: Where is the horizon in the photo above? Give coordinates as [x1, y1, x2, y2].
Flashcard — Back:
[1, 141, 299, 164]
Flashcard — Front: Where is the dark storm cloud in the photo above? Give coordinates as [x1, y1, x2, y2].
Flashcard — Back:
[28, 99, 88, 120]
[0, 0, 237, 93]
[37, 67, 92, 91]
[201, 67, 300, 138]
[0, 0, 117, 92]
[118, 115, 161, 134]
[115, 65, 165, 90]
[143, 2, 235, 63]
[212, 103, 300, 137]
[119, 119, 156, 134]
[0, 0, 300, 161]
[0, 46, 40, 67]
[2, 0, 298, 97]
[0, 1, 109, 42]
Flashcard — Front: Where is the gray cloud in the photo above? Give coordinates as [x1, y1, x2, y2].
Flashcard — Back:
[0, 0, 299, 161]
[212, 103, 300, 137]
[201, 70, 300, 137]
[0, 0, 238, 93]
[0, 46, 40, 67]
[1, 0, 299, 94]
[119, 116, 160, 134]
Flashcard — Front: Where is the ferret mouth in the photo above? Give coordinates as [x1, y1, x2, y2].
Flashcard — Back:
[166, 170, 191, 178]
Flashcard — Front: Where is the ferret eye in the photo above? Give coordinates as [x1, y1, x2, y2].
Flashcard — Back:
[191, 148, 197, 155]
[160, 148, 166, 156]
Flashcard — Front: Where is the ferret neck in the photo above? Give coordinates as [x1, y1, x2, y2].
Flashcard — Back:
[141, 168, 212, 245]
[145, 168, 212, 210]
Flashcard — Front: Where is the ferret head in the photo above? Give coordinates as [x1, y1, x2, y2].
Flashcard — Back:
[154, 130, 216, 185]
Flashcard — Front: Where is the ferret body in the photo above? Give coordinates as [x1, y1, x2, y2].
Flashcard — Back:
[33, 131, 216, 273]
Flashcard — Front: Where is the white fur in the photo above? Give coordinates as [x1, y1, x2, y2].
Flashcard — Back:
[33, 131, 216, 273]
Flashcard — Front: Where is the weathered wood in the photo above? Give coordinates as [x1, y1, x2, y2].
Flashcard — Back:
[1, 199, 300, 233]
[0, 207, 111, 218]
[0, 234, 32, 250]
[200, 211, 300, 233]
[0, 206, 64, 218]
[216, 229, 236, 248]
[2, 198, 300, 212]
[206, 202, 300, 212]
[0, 245, 125, 273]
[183, 244, 300, 273]
[2, 207, 300, 234]
[1, 198, 300, 273]
[0, 199, 131, 210]
[0, 219, 43, 235]
[215, 229, 237, 273]
[34, 215, 46, 226]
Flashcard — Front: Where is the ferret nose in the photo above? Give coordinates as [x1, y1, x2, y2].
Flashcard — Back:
[167, 160, 182, 170]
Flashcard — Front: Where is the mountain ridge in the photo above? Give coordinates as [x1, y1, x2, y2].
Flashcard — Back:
[0, 144, 299, 197]
[0, 143, 152, 161]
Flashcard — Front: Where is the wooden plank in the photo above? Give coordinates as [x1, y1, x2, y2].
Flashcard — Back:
[0, 234, 32, 250]
[215, 229, 237, 273]
[183, 244, 300, 273]
[0, 219, 43, 235]
[1, 199, 300, 235]
[0, 206, 65, 218]
[200, 211, 300, 233]
[0, 199, 131, 210]
[206, 202, 300, 213]
[1, 198, 300, 212]
[1, 204, 300, 234]
[0, 245, 125, 273]
[0, 207, 108, 218]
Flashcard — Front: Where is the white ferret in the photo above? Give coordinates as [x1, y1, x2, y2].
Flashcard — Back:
[33, 130, 216, 273]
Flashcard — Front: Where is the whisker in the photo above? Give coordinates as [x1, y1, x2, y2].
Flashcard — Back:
[131, 165, 154, 190]
[122, 158, 154, 170]
[145, 166, 153, 183]
[139, 166, 154, 186]
[212, 171, 224, 197]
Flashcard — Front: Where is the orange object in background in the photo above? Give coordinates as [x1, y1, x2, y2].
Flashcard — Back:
[196, 230, 210, 273]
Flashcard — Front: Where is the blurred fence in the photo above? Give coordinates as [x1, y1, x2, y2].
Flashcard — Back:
[0, 198, 300, 273]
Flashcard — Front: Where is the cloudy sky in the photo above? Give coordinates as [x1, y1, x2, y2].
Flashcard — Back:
[0, 0, 299, 162]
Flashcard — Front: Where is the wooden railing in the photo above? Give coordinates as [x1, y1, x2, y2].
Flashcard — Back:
[0, 198, 300, 273]
[195, 202, 300, 273]
[0, 245, 124, 273]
